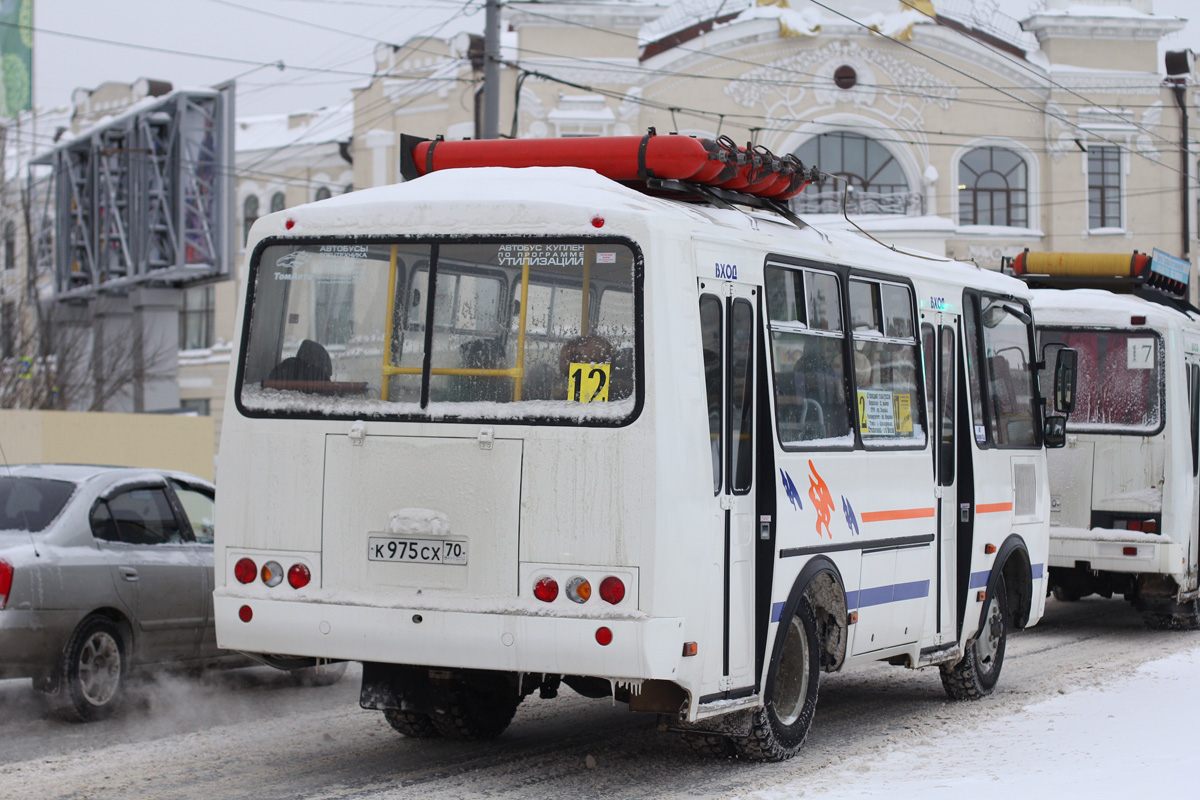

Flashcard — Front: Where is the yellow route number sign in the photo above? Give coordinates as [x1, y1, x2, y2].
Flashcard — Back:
[568, 361, 611, 403]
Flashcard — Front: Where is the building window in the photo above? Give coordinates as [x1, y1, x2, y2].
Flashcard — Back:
[243, 195, 259, 246]
[1088, 145, 1122, 229]
[314, 186, 332, 202]
[270, 191, 286, 214]
[3, 221, 15, 271]
[958, 147, 1028, 227]
[343, 183, 354, 194]
[180, 397, 211, 416]
[1, 300, 14, 358]
[180, 284, 216, 351]
[793, 132, 918, 215]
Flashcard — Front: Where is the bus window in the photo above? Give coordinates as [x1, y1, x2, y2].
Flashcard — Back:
[963, 295, 988, 444]
[978, 296, 1038, 447]
[1038, 328, 1163, 435]
[850, 279, 924, 447]
[701, 294, 723, 494]
[729, 298, 754, 494]
[765, 265, 850, 447]
[238, 239, 639, 424]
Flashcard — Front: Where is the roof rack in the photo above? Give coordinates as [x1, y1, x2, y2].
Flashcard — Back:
[1005, 249, 1198, 314]
[398, 130, 824, 208]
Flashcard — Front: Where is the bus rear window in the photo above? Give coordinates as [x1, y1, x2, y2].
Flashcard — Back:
[238, 239, 640, 424]
[1039, 328, 1162, 434]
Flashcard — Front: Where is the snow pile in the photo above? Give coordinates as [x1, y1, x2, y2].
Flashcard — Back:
[385, 508, 451, 537]
[738, 646, 1200, 800]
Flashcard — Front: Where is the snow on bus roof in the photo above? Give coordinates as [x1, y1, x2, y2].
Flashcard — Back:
[1030, 288, 1195, 328]
[262, 166, 1030, 295]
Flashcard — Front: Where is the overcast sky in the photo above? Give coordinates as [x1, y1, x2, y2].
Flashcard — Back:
[25, 0, 1200, 127]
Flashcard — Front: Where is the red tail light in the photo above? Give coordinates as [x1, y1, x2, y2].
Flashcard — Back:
[239, 605, 253, 622]
[533, 576, 559, 602]
[1126, 520, 1143, 531]
[595, 626, 613, 646]
[287, 563, 311, 589]
[1144, 519, 1158, 533]
[234, 557, 257, 584]
[599, 576, 625, 605]
[0, 559, 13, 610]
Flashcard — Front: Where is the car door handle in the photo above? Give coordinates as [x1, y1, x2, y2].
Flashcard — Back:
[119, 567, 139, 582]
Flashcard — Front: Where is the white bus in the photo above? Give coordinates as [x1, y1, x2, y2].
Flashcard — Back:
[1015, 251, 1200, 629]
[215, 135, 1072, 760]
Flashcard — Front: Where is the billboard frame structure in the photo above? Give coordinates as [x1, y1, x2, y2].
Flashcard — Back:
[28, 85, 235, 300]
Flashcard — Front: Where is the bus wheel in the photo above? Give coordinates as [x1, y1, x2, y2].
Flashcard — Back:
[941, 576, 1008, 700]
[1142, 599, 1200, 631]
[679, 732, 737, 757]
[384, 709, 441, 738]
[430, 674, 522, 740]
[734, 597, 820, 762]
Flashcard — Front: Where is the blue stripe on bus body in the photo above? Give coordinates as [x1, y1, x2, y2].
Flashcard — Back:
[770, 581, 932, 623]
[770, 568, 1046, 624]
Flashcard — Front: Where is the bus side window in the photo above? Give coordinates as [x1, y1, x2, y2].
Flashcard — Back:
[1189, 363, 1199, 476]
[701, 295, 723, 494]
[765, 266, 849, 446]
[851, 280, 924, 446]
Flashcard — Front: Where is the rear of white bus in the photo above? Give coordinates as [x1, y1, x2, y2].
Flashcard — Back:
[1034, 291, 1200, 627]
[213, 190, 699, 736]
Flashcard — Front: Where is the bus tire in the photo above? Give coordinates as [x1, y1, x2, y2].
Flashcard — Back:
[1051, 585, 1081, 602]
[941, 575, 1008, 700]
[429, 675, 521, 740]
[51, 615, 126, 722]
[733, 597, 820, 762]
[384, 709, 442, 738]
[1142, 599, 1200, 631]
[679, 732, 737, 757]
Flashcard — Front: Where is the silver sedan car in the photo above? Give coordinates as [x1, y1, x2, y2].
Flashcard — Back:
[0, 464, 344, 721]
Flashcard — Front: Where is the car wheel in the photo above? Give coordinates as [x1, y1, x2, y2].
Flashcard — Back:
[52, 616, 126, 722]
[289, 660, 349, 687]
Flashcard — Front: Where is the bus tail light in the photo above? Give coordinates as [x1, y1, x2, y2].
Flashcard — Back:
[565, 576, 591, 604]
[533, 576, 559, 602]
[1143, 519, 1157, 533]
[1126, 520, 1143, 531]
[239, 605, 253, 622]
[0, 559, 12, 609]
[595, 626, 613, 646]
[234, 557, 257, 584]
[1123, 546, 1138, 556]
[287, 563, 311, 589]
[599, 576, 625, 605]
[261, 561, 284, 587]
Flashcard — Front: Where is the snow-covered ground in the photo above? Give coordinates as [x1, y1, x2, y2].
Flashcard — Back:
[740, 646, 1200, 800]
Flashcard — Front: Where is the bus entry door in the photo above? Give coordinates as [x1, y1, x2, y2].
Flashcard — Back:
[923, 314, 961, 645]
[699, 280, 757, 693]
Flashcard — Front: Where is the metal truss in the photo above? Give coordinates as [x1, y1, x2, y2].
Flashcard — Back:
[29, 86, 234, 300]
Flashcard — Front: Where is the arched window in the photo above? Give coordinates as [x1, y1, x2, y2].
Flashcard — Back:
[958, 146, 1028, 227]
[343, 183, 354, 194]
[314, 186, 332, 202]
[270, 191, 286, 214]
[794, 132, 915, 214]
[242, 195, 259, 246]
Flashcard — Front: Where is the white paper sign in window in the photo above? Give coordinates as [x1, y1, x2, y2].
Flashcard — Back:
[1127, 338, 1155, 370]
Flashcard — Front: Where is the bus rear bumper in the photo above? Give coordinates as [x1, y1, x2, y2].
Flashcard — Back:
[1048, 528, 1185, 577]
[214, 595, 686, 681]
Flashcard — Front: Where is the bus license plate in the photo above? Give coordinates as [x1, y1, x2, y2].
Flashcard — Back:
[367, 537, 468, 565]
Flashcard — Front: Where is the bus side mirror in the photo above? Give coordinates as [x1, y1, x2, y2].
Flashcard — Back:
[1044, 415, 1067, 448]
[1053, 348, 1077, 414]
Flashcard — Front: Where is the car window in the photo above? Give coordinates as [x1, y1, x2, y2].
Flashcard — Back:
[172, 482, 215, 544]
[0, 477, 76, 532]
[94, 488, 185, 545]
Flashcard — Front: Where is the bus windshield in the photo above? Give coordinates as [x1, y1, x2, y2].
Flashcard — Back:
[1038, 328, 1162, 434]
[238, 239, 640, 424]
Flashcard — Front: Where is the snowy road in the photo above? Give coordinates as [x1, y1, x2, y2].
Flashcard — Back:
[3, 597, 1197, 800]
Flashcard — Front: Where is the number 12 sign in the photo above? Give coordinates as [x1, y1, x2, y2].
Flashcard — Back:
[568, 361, 611, 402]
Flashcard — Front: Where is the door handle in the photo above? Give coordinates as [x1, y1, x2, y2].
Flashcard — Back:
[119, 567, 139, 582]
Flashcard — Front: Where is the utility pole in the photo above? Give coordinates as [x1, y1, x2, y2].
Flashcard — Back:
[482, 0, 501, 139]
